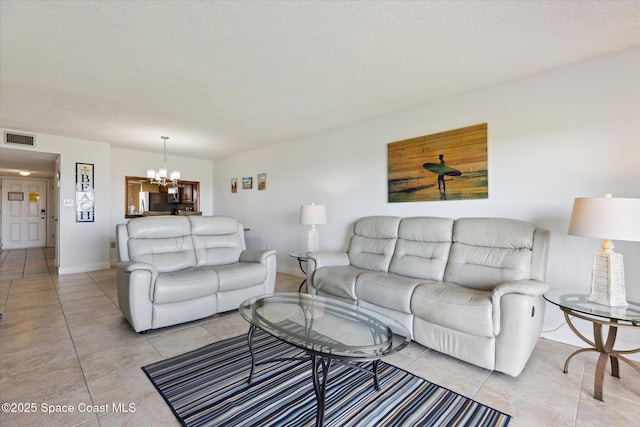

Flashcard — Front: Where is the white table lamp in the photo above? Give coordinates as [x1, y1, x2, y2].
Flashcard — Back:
[568, 194, 640, 306]
[300, 203, 327, 252]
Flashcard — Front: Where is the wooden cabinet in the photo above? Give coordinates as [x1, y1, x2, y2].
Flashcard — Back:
[180, 184, 193, 203]
[125, 177, 200, 218]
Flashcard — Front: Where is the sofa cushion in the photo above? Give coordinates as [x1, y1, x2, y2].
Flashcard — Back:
[126, 216, 196, 273]
[153, 267, 219, 304]
[214, 262, 267, 292]
[411, 282, 494, 337]
[190, 216, 245, 266]
[313, 266, 369, 301]
[348, 216, 401, 272]
[444, 218, 534, 290]
[389, 217, 453, 281]
[355, 272, 421, 313]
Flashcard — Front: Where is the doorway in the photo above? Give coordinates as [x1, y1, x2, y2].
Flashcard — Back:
[0, 147, 59, 261]
[1, 178, 48, 249]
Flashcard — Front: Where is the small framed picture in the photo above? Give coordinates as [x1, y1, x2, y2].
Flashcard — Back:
[231, 178, 238, 193]
[258, 173, 267, 190]
[242, 177, 253, 190]
[8, 191, 24, 201]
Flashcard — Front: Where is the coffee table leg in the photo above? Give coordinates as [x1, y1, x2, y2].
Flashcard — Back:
[247, 325, 256, 385]
[373, 360, 380, 391]
[311, 354, 332, 427]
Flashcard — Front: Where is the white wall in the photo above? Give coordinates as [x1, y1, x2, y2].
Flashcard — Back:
[0, 133, 216, 272]
[213, 47, 640, 348]
[0, 131, 112, 274]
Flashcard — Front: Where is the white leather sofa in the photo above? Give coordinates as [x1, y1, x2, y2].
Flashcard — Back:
[306, 216, 550, 377]
[116, 215, 276, 333]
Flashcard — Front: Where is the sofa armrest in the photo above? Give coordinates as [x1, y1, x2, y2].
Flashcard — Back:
[117, 262, 160, 332]
[491, 280, 549, 335]
[119, 261, 159, 298]
[121, 261, 157, 273]
[305, 251, 350, 294]
[240, 249, 277, 264]
[307, 251, 350, 269]
[492, 280, 549, 300]
[239, 249, 277, 295]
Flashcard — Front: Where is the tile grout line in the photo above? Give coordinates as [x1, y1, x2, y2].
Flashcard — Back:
[572, 359, 585, 427]
[52, 261, 101, 427]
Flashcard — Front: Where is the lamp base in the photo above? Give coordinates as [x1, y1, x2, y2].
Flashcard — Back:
[307, 226, 319, 252]
[589, 252, 627, 307]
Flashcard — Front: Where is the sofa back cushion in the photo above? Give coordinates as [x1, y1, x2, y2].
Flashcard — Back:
[348, 216, 401, 272]
[126, 216, 196, 273]
[190, 216, 245, 266]
[390, 217, 454, 281]
[444, 218, 535, 290]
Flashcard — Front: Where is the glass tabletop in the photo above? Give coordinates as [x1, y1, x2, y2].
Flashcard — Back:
[289, 251, 308, 259]
[544, 290, 640, 324]
[239, 293, 410, 359]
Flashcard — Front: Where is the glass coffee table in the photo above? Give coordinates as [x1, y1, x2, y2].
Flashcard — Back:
[239, 293, 410, 427]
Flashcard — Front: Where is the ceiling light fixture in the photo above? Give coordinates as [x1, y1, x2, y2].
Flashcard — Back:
[18, 170, 31, 176]
[147, 136, 180, 187]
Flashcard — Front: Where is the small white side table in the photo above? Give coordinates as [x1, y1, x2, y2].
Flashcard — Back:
[289, 251, 309, 292]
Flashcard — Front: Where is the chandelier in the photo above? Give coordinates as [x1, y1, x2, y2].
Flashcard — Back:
[147, 136, 180, 186]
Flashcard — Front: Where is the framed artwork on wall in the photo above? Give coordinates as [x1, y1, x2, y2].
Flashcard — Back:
[75, 162, 95, 222]
[387, 123, 488, 202]
[258, 173, 266, 190]
[242, 177, 253, 190]
[231, 178, 238, 193]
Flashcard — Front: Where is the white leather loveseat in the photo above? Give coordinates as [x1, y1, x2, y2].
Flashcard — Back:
[306, 216, 549, 377]
[116, 215, 276, 333]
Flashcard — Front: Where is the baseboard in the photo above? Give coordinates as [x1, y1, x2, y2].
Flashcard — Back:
[278, 266, 305, 278]
[541, 320, 639, 362]
[58, 262, 111, 275]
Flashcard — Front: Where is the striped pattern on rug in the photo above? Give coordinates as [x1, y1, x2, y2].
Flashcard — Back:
[143, 329, 511, 427]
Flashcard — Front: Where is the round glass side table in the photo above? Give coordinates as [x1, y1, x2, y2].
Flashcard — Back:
[289, 251, 309, 292]
[544, 290, 639, 401]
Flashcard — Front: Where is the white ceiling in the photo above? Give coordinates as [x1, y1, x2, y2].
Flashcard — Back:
[1, 1, 639, 175]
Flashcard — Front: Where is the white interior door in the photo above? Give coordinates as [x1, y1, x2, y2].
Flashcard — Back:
[1, 179, 47, 249]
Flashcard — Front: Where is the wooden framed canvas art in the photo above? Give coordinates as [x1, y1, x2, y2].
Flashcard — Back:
[388, 123, 488, 202]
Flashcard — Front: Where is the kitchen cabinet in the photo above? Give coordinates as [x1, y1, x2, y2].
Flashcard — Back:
[180, 184, 193, 203]
[125, 177, 200, 218]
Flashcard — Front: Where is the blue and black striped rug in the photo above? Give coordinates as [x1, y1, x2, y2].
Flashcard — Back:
[143, 329, 511, 426]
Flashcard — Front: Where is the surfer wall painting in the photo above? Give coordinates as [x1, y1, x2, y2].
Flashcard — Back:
[388, 123, 488, 202]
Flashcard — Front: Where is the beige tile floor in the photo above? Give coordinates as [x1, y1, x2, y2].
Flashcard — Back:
[0, 248, 638, 426]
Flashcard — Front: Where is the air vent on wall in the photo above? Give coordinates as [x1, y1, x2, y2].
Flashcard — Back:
[4, 132, 36, 147]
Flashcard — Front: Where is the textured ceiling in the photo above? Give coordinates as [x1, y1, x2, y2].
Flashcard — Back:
[1, 0, 639, 166]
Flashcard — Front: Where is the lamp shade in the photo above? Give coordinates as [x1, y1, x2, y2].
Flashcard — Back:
[300, 204, 327, 225]
[568, 195, 640, 242]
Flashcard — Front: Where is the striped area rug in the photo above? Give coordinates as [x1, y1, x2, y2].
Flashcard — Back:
[143, 329, 511, 427]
